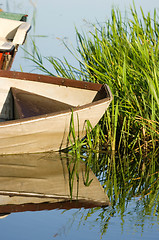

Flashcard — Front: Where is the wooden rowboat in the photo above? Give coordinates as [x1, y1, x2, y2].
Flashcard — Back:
[0, 152, 110, 215]
[0, 70, 113, 154]
[0, 12, 31, 70]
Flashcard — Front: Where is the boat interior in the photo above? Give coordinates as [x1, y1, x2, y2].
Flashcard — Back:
[0, 78, 109, 123]
[11, 87, 74, 119]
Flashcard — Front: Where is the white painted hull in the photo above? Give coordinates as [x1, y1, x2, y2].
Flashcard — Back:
[0, 16, 31, 70]
[0, 71, 113, 154]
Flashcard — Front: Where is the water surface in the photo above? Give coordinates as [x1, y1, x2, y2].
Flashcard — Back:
[0, 1, 158, 239]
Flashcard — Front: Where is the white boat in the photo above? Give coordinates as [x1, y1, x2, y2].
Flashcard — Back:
[0, 70, 113, 154]
[0, 12, 31, 70]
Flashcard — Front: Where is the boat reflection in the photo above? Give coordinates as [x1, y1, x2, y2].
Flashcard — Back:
[0, 152, 109, 215]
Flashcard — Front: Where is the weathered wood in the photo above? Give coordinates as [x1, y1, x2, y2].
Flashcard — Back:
[11, 87, 74, 119]
[0, 70, 113, 154]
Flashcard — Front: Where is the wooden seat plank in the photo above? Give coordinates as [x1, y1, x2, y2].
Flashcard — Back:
[11, 87, 74, 119]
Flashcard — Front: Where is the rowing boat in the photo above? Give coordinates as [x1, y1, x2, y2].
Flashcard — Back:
[0, 70, 113, 154]
[0, 11, 31, 70]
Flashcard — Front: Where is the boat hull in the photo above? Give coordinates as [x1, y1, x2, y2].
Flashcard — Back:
[0, 101, 111, 154]
[0, 15, 31, 70]
[0, 71, 112, 154]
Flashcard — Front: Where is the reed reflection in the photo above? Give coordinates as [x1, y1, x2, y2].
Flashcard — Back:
[79, 150, 159, 237]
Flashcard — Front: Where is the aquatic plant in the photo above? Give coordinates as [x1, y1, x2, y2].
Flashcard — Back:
[26, 4, 159, 154]
[71, 5, 159, 154]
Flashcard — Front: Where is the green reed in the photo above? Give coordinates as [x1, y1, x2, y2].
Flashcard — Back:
[73, 6, 159, 153]
[26, 4, 159, 154]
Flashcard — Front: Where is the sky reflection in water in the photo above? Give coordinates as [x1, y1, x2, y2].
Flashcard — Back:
[0, 203, 158, 240]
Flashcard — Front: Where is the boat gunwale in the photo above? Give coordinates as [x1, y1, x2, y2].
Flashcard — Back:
[0, 70, 102, 91]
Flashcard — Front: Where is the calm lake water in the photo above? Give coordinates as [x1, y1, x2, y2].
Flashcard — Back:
[0, 0, 159, 239]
